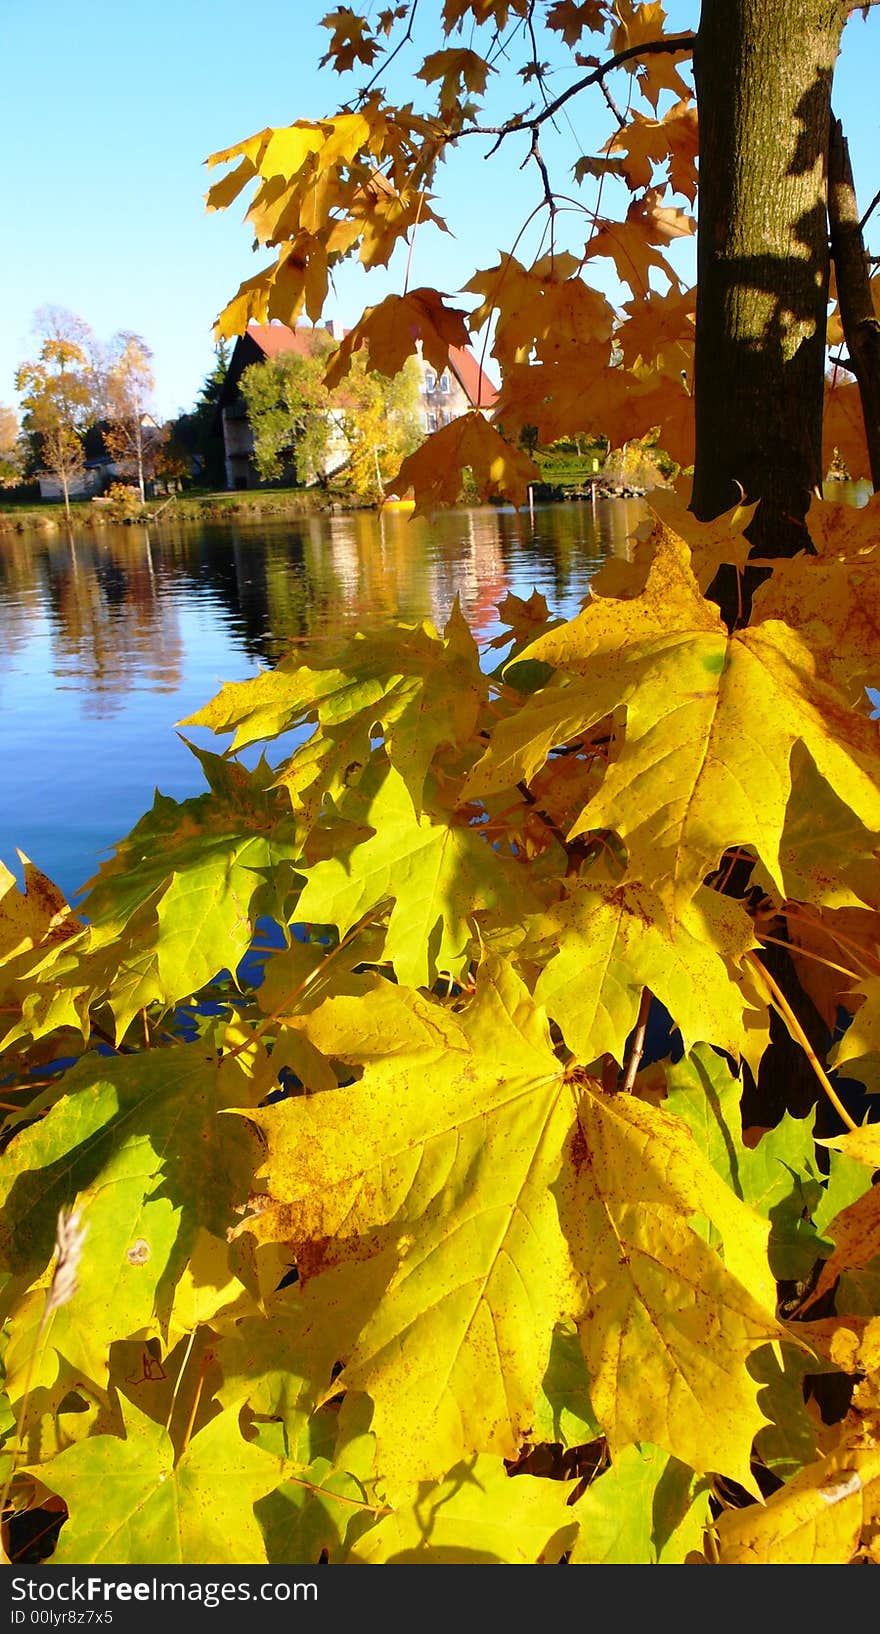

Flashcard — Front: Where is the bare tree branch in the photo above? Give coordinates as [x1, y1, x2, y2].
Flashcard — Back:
[620, 988, 652, 1094]
[829, 113, 880, 486]
[449, 33, 696, 144]
[859, 183, 880, 233]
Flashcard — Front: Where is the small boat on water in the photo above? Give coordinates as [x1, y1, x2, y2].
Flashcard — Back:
[380, 492, 416, 513]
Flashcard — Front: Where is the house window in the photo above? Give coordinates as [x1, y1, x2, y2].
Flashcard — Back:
[439, 373, 451, 393]
[424, 371, 436, 392]
[425, 411, 438, 431]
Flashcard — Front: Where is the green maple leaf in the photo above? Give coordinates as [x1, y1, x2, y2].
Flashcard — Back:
[0, 1047, 261, 1392]
[296, 765, 539, 986]
[33, 1402, 283, 1564]
[7, 748, 303, 1044]
[568, 1442, 711, 1564]
[663, 1044, 834, 1280]
[467, 527, 880, 910]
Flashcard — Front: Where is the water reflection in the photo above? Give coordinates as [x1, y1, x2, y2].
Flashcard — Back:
[1, 500, 644, 894]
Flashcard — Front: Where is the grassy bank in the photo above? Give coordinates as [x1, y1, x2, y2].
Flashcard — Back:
[0, 484, 369, 534]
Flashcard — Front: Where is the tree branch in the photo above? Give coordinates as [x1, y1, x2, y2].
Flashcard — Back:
[450, 33, 696, 145]
[828, 113, 880, 487]
[620, 988, 651, 1093]
[859, 183, 880, 233]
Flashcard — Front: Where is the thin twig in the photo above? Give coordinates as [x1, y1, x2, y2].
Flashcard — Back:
[356, 0, 420, 100]
[453, 33, 696, 147]
[620, 987, 651, 1093]
[858, 183, 880, 233]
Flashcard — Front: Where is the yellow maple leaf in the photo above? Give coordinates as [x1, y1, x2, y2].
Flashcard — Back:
[626, 188, 696, 242]
[465, 255, 614, 369]
[807, 490, 880, 558]
[469, 527, 880, 909]
[441, 0, 530, 29]
[491, 351, 641, 446]
[591, 483, 754, 598]
[637, 47, 693, 111]
[824, 374, 871, 481]
[417, 47, 492, 115]
[0, 854, 78, 968]
[319, 6, 380, 74]
[717, 1438, 880, 1564]
[324, 288, 470, 387]
[615, 283, 696, 371]
[583, 207, 680, 294]
[392, 411, 539, 514]
[353, 186, 448, 270]
[565, 1080, 780, 1488]
[546, 0, 607, 47]
[532, 878, 759, 1063]
[606, 102, 699, 204]
[611, 0, 668, 52]
[751, 550, 880, 705]
[238, 962, 779, 1487]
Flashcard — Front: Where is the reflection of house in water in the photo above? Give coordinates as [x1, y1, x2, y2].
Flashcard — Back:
[217, 320, 499, 491]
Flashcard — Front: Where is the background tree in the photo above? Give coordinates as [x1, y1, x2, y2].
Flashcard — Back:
[337, 353, 424, 500]
[241, 336, 423, 494]
[15, 311, 97, 522]
[0, 405, 22, 488]
[103, 333, 162, 503]
[165, 340, 229, 489]
[240, 332, 335, 485]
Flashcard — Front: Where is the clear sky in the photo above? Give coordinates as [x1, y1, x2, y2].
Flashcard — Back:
[3, 1, 878, 422]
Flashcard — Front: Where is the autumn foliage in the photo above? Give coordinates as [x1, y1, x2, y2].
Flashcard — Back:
[3, 0, 880, 1569]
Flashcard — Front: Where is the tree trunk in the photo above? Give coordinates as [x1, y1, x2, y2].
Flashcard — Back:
[692, 0, 848, 592]
[693, 1, 858, 1129]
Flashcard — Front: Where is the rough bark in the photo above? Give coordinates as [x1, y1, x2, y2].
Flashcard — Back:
[693, 0, 849, 619]
[828, 113, 880, 488]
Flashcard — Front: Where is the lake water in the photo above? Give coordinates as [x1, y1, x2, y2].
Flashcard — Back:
[1, 500, 645, 901]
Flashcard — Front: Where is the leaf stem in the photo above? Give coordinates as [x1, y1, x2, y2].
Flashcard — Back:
[180, 1354, 210, 1456]
[743, 952, 858, 1133]
[164, 1329, 198, 1435]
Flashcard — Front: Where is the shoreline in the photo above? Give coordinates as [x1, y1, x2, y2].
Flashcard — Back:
[0, 485, 378, 534]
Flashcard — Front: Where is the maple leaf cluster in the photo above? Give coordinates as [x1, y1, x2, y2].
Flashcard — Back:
[1, 482, 879, 1563]
[2, 0, 880, 1573]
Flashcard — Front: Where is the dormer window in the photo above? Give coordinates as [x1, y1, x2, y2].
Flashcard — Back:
[424, 371, 436, 392]
[439, 372, 451, 393]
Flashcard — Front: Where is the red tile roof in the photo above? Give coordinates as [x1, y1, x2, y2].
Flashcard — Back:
[246, 322, 499, 408]
[448, 344, 499, 410]
[246, 322, 336, 358]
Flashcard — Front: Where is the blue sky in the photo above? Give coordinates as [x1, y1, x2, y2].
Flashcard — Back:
[3, 1, 878, 422]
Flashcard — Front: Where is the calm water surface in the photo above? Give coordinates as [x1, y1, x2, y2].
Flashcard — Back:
[1, 501, 644, 899]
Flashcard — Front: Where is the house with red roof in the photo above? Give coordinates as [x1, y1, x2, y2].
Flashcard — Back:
[217, 319, 499, 490]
